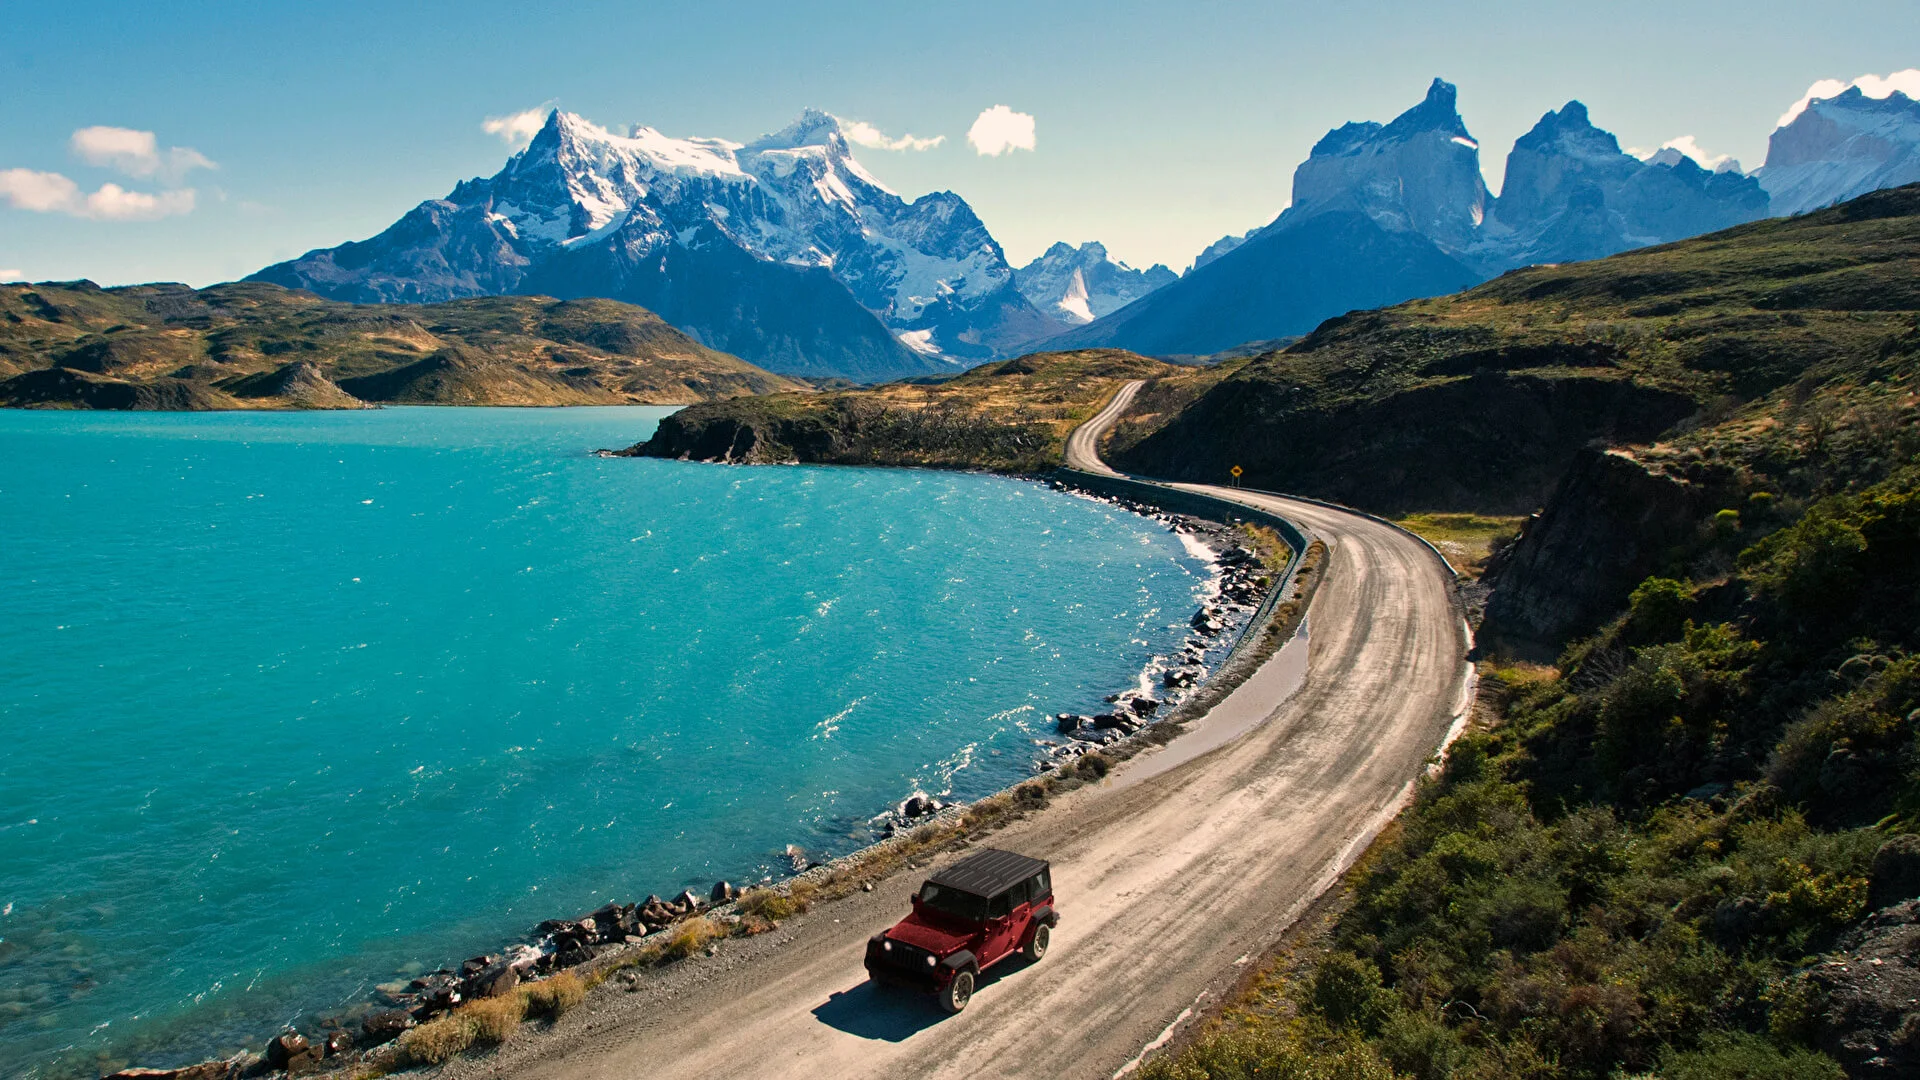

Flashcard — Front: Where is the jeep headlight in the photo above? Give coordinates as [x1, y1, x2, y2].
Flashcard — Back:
[925, 954, 937, 968]
[881, 940, 892, 952]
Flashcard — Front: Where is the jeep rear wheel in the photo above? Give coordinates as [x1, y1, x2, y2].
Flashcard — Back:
[1022, 922, 1050, 962]
[939, 968, 974, 1014]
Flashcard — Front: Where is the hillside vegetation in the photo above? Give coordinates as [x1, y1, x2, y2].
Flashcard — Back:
[626, 349, 1198, 472]
[1113, 185, 1920, 514]
[0, 281, 801, 410]
[1136, 189, 1920, 1080]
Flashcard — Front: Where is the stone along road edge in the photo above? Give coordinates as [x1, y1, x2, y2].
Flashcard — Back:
[460, 380, 1472, 1080]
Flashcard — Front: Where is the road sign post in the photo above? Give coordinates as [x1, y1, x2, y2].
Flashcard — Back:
[1230, 465, 1243, 488]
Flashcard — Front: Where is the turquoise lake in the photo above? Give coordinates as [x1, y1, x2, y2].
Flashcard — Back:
[0, 406, 1213, 1076]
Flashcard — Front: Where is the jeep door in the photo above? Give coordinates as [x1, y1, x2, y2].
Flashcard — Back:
[981, 885, 1026, 965]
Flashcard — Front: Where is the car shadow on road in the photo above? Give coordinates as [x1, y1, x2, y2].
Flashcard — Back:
[811, 981, 946, 1042]
[812, 964, 1033, 1042]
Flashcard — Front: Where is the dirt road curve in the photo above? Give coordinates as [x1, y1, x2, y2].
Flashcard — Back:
[480, 382, 1466, 1080]
[1063, 379, 1143, 476]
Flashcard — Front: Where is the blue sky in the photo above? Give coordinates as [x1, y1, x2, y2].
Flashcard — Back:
[3, 0, 1917, 287]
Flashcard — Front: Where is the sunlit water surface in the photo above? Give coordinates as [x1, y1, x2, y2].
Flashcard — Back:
[0, 406, 1212, 1075]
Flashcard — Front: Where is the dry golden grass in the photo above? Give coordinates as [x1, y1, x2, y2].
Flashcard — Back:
[397, 1013, 475, 1065]
[462, 993, 526, 1045]
[523, 971, 586, 1018]
[661, 916, 726, 960]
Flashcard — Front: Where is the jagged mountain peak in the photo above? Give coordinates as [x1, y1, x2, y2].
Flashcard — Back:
[1285, 76, 1488, 252]
[747, 108, 846, 152]
[1381, 77, 1472, 141]
[250, 105, 1050, 377]
[1487, 99, 1767, 269]
[1513, 101, 1624, 161]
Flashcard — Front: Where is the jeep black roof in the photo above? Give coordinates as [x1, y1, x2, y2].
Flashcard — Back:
[925, 848, 1048, 898]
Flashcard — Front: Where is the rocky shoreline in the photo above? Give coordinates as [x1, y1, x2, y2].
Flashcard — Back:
[94, 480, 1288, 1080]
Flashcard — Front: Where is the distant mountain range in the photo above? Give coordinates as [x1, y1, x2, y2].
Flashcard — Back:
[252, 110, 1056, 382]
[1054, 80, 1779, 355]
[1011, 242, 1176, 325]
[250, 81, 1920, 379]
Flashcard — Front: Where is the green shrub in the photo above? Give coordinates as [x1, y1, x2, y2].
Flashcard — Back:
[1624, 577, 1694, 644]
[1308, 952, 1393, 1034]
[1376, 1009, 1467, 1080]
[1657, 1032, 1845, 1079]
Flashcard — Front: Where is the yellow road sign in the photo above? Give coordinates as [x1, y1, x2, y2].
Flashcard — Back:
[1230, 465, 1243, 477]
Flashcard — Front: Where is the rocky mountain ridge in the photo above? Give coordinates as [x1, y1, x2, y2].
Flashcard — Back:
[251, 110, 1064, 382]
[1056, 80, 1781, 356]
[246, 81, 1920, 374]
[1761, 86, 1920, 216]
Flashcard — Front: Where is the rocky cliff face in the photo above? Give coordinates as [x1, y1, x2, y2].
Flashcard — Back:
[1053, 80, 1775, 358]
[1485, 101, 1769, 268]
[1116, 365, 1697, 514]
[1478, 450, 1719, 650]
[251, 110, 1053, 380]
[1286, 78, 1491, 255]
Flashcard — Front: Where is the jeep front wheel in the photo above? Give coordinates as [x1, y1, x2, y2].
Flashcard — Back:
[1023, 923, 1050, 962]
[939, 968, 974, 1014]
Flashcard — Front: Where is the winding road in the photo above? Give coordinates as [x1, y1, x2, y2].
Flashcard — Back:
[467, 380, 1468, 1080]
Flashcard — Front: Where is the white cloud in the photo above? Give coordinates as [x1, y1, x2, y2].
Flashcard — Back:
[967, 105, 1036, 157]
[0, 168, 81, 213]
[0, 167, 196, 220]
[840, 119, 944, 152]
[84, 183, 196, 220]
[70, 126, 216, 184]
[0, 269, 23, 282]
[1777, 69, 1920, 129]
[483, 107, 551, 145]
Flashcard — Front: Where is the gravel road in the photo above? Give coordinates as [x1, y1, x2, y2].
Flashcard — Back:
[455, 381, 1467, 1080]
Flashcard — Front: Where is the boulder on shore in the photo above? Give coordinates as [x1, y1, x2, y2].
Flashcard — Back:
[360, 1009, 415, 1045]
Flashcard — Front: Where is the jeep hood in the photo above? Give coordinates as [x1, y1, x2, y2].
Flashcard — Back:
[885, 912, 973, 955]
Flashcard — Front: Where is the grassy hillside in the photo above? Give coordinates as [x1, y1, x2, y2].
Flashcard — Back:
[0, 281, 803, 409]
[1145, 468, 1920, 1080]
[1134, 189, 1920, 1080]
[1114, 185, 1920, 514]
[626, 348, 1200, 472]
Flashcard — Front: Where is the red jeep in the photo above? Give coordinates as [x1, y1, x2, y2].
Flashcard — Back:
[864, 848, 1057, 1013]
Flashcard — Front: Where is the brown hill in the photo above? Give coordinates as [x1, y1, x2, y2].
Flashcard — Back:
[0, 281, 803, 410]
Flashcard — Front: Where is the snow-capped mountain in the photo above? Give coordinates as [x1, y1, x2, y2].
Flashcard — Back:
[1011, 242, 1176, 325]
[251, 110, 1054, 380]
[1760, 87, 1920, 216]
[1481, 101, 1767, 268]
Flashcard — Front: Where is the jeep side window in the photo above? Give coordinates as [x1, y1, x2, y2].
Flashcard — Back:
[988, 891, 1012, 918]
[1031, 869, 1050, 899]
[921, 883, 988, 921]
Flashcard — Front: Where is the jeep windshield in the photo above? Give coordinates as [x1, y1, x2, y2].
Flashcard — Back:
[919, 882, 989, 922]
